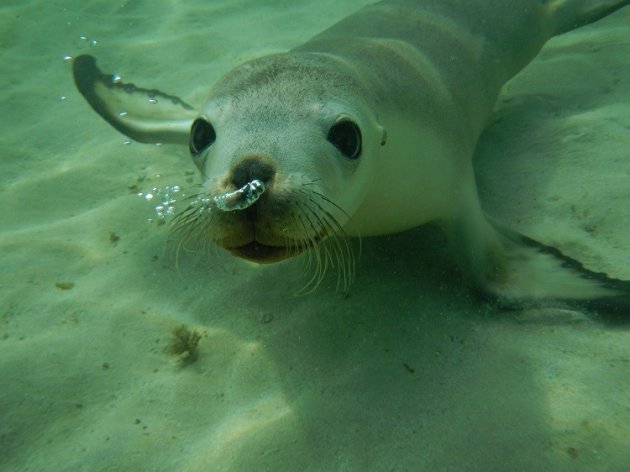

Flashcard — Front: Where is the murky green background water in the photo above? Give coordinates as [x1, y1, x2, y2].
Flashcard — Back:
[1, 1, 629, 470]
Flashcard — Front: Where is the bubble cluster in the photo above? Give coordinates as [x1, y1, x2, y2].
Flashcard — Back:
[138, 184, 183, 223]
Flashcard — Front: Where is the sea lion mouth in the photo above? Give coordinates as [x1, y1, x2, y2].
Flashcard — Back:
[228, 241, 304, 264]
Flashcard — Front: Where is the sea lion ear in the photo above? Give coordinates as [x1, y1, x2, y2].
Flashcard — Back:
[379, 126, 387, 146]
[72, 55, 196, 145]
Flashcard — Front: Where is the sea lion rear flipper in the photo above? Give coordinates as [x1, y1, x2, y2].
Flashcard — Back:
[548, 0, 630, 35]
[489, 224, 630, 322]
[447, 185, 629, 323]
[72, 55, 196, 145]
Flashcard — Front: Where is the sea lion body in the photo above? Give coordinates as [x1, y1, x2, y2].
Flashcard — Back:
[295, 0, 546, 234]
[72, 0, 630, 313]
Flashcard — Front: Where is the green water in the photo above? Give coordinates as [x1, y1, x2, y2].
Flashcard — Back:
[1, 1, 629, 470]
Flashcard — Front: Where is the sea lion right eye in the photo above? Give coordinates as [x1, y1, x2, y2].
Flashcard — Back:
[327, 119, 362, 159]
[189, 118, 216, 155]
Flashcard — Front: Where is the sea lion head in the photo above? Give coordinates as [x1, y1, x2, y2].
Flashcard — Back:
[174, 53, 386, 268]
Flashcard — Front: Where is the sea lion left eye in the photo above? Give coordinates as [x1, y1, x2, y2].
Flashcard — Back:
[190, 118, 216, 155]
[327, 120, 362, 159]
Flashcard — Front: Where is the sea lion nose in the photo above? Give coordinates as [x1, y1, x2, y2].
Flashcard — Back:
[231, 157, 275, 190]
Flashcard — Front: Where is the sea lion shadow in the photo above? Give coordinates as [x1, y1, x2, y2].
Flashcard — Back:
[198, 229, 556, 468]
[474, 33, 626, 226]
[475, 92, 571, 224]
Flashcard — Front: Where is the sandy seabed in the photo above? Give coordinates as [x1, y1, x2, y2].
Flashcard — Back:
[1, 1, 629, 471]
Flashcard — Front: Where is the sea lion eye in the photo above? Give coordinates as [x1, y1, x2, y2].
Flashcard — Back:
[328, 120, 362, 159]
[190, 118, 216, 155]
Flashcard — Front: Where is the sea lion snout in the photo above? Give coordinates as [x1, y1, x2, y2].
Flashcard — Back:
[230, 156, 276, 190]
[212, 156, 276, 214]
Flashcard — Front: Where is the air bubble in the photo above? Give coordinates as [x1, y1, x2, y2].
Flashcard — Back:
[138, 183, 188, 223]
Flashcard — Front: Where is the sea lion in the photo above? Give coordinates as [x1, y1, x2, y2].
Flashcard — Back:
[72, 0, 630, 316]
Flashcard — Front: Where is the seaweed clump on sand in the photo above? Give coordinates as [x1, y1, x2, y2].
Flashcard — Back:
[168, 325, 202, 366]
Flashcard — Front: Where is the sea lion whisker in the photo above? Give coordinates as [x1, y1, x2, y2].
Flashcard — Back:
[297, 198, 353, 292]
[295, 215, 314, 278]
[300, 215, 327, 284]
[295, 188, 354, 247]
[300, 209, 328, 290]
[295, 189, 357, 290]
[307, 189, 362, 260]
[167, 197, 217, 268]
[295, 212, 327, 295]
[286, 214, 306, 260]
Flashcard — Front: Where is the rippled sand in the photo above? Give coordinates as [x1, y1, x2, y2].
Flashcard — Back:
[1, 1, 629, 470]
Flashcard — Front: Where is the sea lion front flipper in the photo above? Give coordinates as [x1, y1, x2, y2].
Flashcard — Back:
[72, 55, 196, 145]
